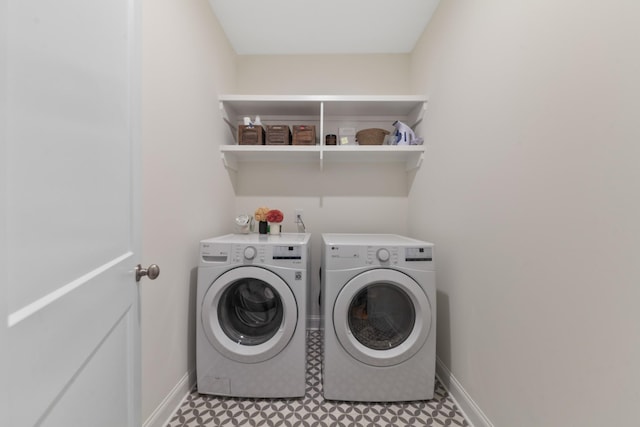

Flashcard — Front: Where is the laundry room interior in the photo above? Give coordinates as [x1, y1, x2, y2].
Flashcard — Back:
[140, 1, 639, 427]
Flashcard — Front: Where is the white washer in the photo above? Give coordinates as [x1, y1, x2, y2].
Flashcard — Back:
[321, 233, 436, 402]
[196, 233, 310, 398]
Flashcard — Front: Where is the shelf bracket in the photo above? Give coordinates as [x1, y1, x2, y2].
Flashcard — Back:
[406, 152, 424, 171]
[220, 101, 238, 144]
[220, 151, 238, 172]
[410, 101, 428, 130]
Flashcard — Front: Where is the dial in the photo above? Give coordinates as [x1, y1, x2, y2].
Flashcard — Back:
[376, 248, 390, 262]
[243, 246, 257, 260]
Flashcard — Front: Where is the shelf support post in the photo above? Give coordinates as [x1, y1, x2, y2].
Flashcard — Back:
[319, 101, 325, 171]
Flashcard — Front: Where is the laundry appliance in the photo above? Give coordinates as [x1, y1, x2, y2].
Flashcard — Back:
[321, 233, 436, 402]
[196, 233, 310, 398]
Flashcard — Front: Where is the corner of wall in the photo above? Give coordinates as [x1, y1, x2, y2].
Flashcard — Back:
[436, 358, 494, 427]
[143, 370, 196, 427]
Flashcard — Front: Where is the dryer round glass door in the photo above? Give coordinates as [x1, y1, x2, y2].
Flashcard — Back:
[348, 283, 415, 350]
[202, 266, 298, 363]
[333, 269, 432, 367]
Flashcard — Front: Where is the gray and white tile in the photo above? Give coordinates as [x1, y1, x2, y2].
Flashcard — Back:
[168, 331, 469, 427]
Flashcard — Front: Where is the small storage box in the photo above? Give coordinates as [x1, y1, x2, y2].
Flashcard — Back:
[338, 127, 356, 145]
[238, 125, 265, 145]
[292, 125, 316, 145]
[266, 125, 292, 145]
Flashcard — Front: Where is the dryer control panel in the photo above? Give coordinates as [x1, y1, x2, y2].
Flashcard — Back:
[405, 246, 433, 262]
[326, 244, 434, 269]
[322, 234, 435, 271]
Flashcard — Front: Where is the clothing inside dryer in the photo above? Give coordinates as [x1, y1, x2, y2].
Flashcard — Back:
[218, 278, 283, 346]
[348, 282, 415, 350]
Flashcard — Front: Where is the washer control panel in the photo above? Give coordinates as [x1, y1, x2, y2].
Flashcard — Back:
[273, 245, 303, 260]
[200, 242, 231, 264]
[229, 244, 304, 266]
[199, 234, 311, 267]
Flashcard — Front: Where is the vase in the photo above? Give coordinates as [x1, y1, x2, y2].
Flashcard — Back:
[258, 221, 268, 234]
[269, 223, 281, 235]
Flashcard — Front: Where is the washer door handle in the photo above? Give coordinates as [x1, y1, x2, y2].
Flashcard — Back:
[136, 264, 160, 282]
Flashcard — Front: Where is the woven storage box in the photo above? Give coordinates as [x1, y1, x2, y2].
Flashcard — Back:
[266, 125, 292, 145]
[292, 125, 316, 145]
[238, 125, 265, 145]
[356, 128, 390, 145]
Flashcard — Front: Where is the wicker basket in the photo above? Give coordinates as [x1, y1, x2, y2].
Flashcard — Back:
[355, 128, 390, 145]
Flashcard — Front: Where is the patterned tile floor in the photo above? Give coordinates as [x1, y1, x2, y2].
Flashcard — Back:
[168, 330, 469, 427]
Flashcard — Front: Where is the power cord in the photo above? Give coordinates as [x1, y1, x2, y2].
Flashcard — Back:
[296, 214, 306, 232]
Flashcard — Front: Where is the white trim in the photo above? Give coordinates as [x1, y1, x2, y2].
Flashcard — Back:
[436, 357, 494, 427]
[219, 94, 427, 103]
[7, 252, 134, 327]
[143, 370, 196, 427]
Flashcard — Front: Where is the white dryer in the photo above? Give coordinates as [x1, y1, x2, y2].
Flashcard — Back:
[196, 233, 310, 398]
[321, 233, 436, 402]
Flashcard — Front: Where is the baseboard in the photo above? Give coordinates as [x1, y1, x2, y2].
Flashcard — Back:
[143, 369, 196, 427]
[436, 357, 494, 427]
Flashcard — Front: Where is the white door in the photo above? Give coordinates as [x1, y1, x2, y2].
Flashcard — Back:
[1, 0, 146, 425]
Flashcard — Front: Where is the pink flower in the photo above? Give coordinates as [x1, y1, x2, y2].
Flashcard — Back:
[266, 209, 284, 223]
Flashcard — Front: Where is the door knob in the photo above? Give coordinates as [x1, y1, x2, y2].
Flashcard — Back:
[136, 264, 160, 282]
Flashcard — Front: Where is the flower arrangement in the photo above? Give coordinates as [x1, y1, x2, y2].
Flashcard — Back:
[254, 206, 269, 222]
[266, 209, 284, 224]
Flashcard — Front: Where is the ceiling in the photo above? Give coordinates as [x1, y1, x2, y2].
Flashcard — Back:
[208, 0, 441, 55]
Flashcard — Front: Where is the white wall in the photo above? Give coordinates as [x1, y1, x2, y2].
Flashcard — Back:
[409, 1, 640, 426]
[236, 54, 411, 95]
[141, 0, 236, 422]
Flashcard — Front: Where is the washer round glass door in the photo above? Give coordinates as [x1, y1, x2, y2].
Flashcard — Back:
[202, 266, 297, 363]
[333, 269, 432, 367]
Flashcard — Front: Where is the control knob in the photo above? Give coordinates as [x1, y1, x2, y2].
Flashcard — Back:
[376, 248, 390, 262]
[244, 246, 257, 260]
